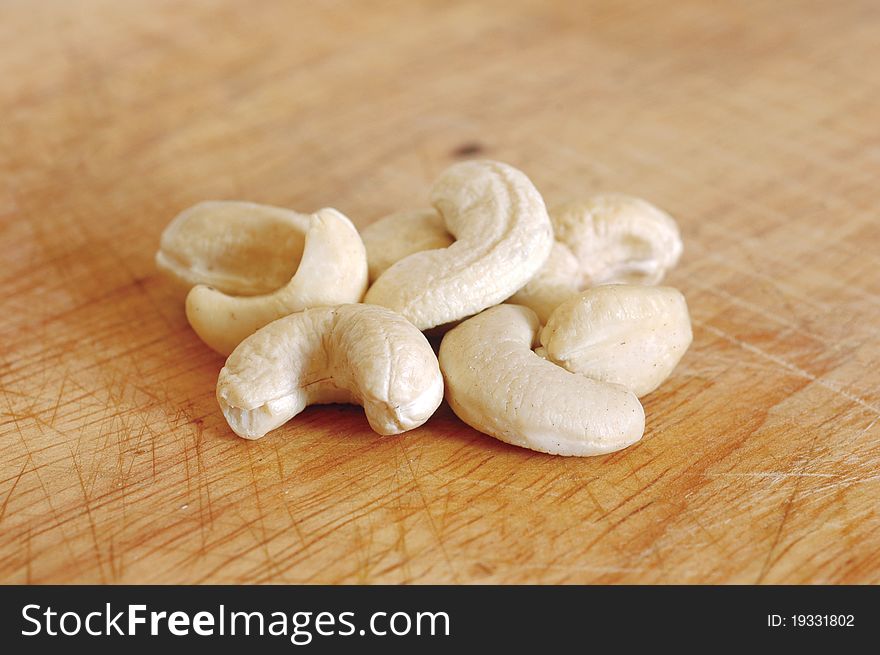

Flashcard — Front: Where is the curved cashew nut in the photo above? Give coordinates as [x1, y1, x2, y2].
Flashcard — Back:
[438, 304, 644, 456]
[155, 201, 310, 297]
[540, 285, 692, 398]
[186, 207, 368, 355]
[364, 160, 553, 330]
[362, 208, 453, 283]
[550, 194, 682, 286]
[217, 304, 444, 439]
[509, 194, 683, 322]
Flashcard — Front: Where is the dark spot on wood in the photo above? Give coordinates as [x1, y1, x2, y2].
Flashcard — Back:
[470, 562, 495, 576]
[452, 141, 485, 158]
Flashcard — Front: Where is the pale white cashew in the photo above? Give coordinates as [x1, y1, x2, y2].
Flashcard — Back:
[217, 304, 444, 439]
[186, 207, 368, 356]
[509, 194, 683, 322]
[551, 194, 682, 286]
[438, 304, 644, 457]
[155, 201, 309, 297]
[540, 285, 692, 398]
[364, 160, 553, 330]
[506, 241, 581, 324]
[362, 208, 453, 283]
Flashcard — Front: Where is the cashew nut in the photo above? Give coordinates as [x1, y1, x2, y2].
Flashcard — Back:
[155, 201, 310, 297]
[364, 160, 553, 330]
[540, 285, 692, 398]
[361, 208, 453, 282]
[550, 193, 682, 286]
[509, 194, 683, 322]
[185, 207, 368, 356]
[217, 304, 444, 439]
[438, 304, 644, 456]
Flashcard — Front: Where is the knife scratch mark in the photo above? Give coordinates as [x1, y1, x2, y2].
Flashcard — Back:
[401, 438, 461, 583]
[697, 320, 880, 416]
[0, 459, 28, 524]
[69, 445, 108, 583]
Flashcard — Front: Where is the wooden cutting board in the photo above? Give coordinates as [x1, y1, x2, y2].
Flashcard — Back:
[2, 0, 879, 584]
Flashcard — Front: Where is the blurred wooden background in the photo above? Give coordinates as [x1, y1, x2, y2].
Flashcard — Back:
[1, 0, 879, 583]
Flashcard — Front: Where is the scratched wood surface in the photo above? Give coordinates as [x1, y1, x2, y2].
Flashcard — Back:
[2, 0, 879, 584]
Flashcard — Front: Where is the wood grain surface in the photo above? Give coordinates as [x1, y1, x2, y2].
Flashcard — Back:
[2, 0, 879, 584]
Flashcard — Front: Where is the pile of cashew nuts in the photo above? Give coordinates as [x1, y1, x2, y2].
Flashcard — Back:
[156, 160, 692, 457]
